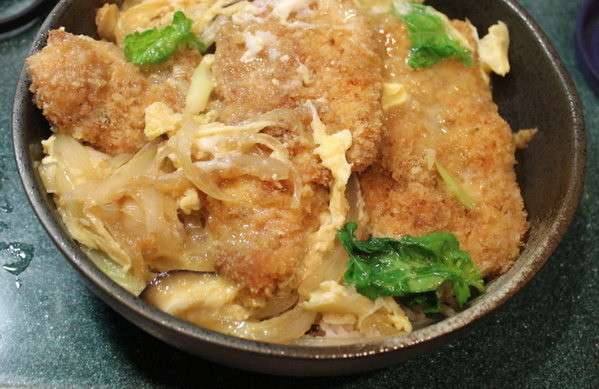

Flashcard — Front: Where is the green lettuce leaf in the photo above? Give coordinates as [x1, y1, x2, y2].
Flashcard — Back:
[124, 11, 206, 66]
[338, 223, 485, 307]
[401, 292, 442, 314]
[392, 2, 472, 69]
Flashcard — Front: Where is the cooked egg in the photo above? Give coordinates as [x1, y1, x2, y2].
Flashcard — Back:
[144, 102, 182, 140]
[178, 189, 201, 215]
[479, 21, 510, 76]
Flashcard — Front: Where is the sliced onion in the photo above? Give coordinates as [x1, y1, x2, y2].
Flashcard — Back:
[293, 336, 384, 346]
[255, 108, 309, 140]
[142, 271, 315, 344]
[195, 154, 291, 181]
[86, 248, 146, 296]
[169, 122, 237, 203]
[70, 142, 158, 205]
[134, 171, 193, 195]
[346, 174, 369, 231]
[299, 241, 348, 296]
[249, 133, 290, 160]
[194, 133, 300, 207]
[185, 55, 215, 115]
[133, 187, 186, 260]
[227, 306, 316, 344]
[190, 120, 279, 138]
[168, 117, 303, 206]
[141, 271, 239, 315]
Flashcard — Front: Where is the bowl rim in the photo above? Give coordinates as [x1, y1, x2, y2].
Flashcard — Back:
[12, 0, 586, 362]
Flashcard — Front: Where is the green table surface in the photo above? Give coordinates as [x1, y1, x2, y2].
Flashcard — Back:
[0, 0, 597, 387]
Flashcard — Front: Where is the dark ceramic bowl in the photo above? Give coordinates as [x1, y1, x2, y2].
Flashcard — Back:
[12, 0, 586, 376]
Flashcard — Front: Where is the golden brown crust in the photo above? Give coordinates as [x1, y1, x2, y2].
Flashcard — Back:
[359, 19, 528, 277]
[212, 0, 384, 177]
[205, 179, 328, 296]
[206, 1, 384, 294]
[27, 29, 200, 155]
[28, 6, 528, 296]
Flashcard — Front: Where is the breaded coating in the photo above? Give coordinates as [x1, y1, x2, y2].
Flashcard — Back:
[205, 178, 328, 296]
[360, 18, 527, 277]
[212, 0, 383, 175]
[204, 0, 382, 294]
[27, 29, 200, 155]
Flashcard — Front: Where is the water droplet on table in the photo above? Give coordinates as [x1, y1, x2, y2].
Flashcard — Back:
[1, 242, 34, 276]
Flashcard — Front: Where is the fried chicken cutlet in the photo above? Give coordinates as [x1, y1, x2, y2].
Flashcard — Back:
[27, 29, 200, 155]
[204, 177, 328, 295]
[212, 0, 383, 177]
[206, 0, 383, 294]
[359, 17, 528, 277]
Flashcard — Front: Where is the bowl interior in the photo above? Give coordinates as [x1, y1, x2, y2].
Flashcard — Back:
[12, 0, 585, 376]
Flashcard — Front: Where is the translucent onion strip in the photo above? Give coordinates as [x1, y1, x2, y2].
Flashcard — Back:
[144, 272, 314, 343]
[169, 122, 242, 203]
[195, 154, 291, 181]
[167, 117, 301, 206]
[185, 54, 215, 115]
[224, 306, 317, 343]
[86, 249, 146, 296]
[69, 142, 158, 206]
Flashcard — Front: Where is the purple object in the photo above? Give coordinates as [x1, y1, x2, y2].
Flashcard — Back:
[577, 0, 599, 92]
